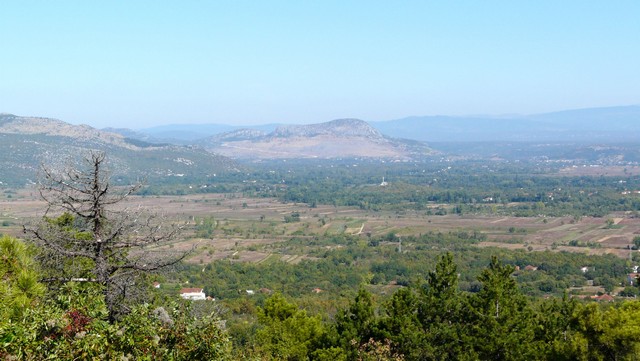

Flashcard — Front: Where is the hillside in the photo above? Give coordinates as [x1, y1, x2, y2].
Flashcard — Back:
[198, 118, 432, 160]
[136, 123, 281, 142]
[0, 114, 239, 187]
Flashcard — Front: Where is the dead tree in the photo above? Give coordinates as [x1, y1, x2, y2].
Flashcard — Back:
[25, 151, 190, 321]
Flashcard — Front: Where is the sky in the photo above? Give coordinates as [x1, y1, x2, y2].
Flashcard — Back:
[1, 1, 639, 129]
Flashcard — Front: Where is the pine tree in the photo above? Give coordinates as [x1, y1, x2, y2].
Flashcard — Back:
[334, 287, 379, 358]
[419, 252, 475, 360]
[468, 256, 535, 360]
[0, 235, 45, 319]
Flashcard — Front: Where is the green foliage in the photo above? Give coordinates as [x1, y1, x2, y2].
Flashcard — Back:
[379, 288, 425, 359]
[419, 253, 473, 359]
[335, 287, 376, 344]
[0, 236, 46, 320]
[568, 301, 640, 360]
[9, 155, 640, 358]
[255, 293, 326, 360]
[0, 282, 231, 360]
[467, 256, 536, 360]
[246, 160, 640, 217]
[195, 216, 217, 238]
[284, 212, 301, 223]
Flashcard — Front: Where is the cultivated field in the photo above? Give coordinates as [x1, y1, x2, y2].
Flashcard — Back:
[2, 189, 638, 264]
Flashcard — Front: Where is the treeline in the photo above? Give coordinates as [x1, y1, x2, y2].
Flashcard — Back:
[277, 170, 640, 217]
[226, 254, 640, 360]
[135, 159, 640, 217]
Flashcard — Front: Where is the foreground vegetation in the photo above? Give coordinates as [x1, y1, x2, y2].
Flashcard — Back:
[3, 235, 640, 360]
[1, 236, 230, 360]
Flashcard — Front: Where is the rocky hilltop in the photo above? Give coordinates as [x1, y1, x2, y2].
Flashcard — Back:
[200, 118, 431, 160]
[270, 119, 384, 139]
[208, 128, 268, 142]
[0, 114, 238, 187]
[0, 114, 140, 149]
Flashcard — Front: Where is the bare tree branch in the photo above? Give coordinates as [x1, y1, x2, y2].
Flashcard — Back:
[24, 151, 193, 321]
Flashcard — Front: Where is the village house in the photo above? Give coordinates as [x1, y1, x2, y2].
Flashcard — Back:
[179, 287, 206, 300]
[591, 294, 614, 302]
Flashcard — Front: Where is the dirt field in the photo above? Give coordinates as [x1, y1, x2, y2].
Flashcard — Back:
[2, 190, 639, 262]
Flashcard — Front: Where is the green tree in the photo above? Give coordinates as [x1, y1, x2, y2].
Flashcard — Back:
[605, 218, 615, 229]
[468, 256, 536, 360]
[0, 236, 46, 320]
[534, 295, 580, 360]
[569, 301, 640, 360]
[255, 293, 326, 360]
[334, 287, 379, 359]
[379, 287, 426, 360]
[195, 216, 217, 238]
[418, 252, 475, 360]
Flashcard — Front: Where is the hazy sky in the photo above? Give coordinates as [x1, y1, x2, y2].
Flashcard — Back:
[1, 1, 639, 129]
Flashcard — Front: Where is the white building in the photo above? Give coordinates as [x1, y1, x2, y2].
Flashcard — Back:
[179, 287, 206, 300]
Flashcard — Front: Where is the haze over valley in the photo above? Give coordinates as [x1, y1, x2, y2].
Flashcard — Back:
[2, 1, 640, 359]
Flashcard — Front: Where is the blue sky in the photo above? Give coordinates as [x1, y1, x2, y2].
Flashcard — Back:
[1, 1, 638, 128]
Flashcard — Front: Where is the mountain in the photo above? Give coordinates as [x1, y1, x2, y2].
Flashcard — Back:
[112, 105, 640, 145]
[269, 118, 384, 138]
[101, 127, 172, 146]
[136, 123, 281, 142]
[371, 105, 640, 142]
[198, 118, 432, 160]
[207, 129, 268, 142]
[0, 114, 239, 187]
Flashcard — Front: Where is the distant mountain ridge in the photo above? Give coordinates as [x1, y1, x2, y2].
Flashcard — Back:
[371, 105, 640, 142]
[0, 114, 239, 187]
[198, 118, 431, 160]
[110, 105, 640, 144]
[3, 104, 639, 176]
